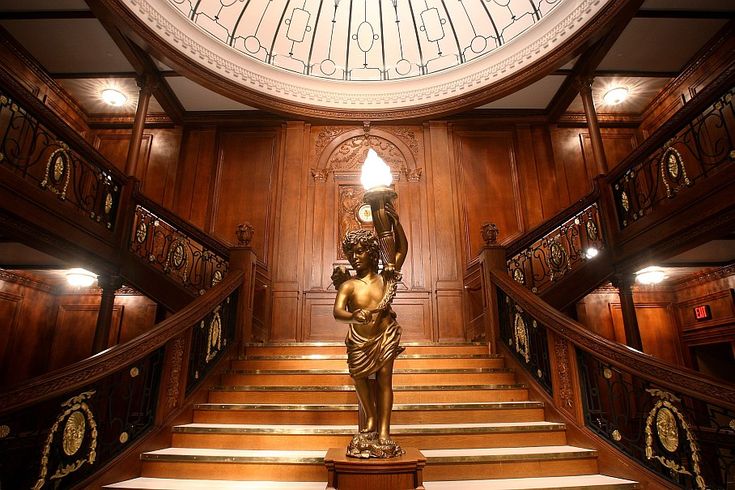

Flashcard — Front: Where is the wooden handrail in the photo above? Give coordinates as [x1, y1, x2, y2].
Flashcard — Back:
[490, 267, 735, 410]
[0, 270, 243, 414]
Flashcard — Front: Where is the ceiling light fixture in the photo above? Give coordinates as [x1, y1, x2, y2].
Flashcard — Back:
[635, 266, 667, 285]
[603, 87, 629, 105]
[66, 268, 98, 287]
[101, 88, 127, 107]
[585, 247, 599, 259]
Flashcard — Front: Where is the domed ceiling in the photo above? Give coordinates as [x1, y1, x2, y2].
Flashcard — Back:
[115, 0, 619, 119]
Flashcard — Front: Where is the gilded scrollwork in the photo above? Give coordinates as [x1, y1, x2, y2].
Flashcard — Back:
[644, 389, 705, 490]
[205, 307, 223, 363]
[33, 390, 98, 490]
[40, 146, 72, 200]
[513, 311, 530, 363]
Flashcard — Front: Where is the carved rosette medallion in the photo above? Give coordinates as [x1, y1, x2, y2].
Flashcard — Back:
[512, 267, 525, 285]
[33, 391, 98, 490]
[655, 407, 679, 453]
[135, 221, 148, 243]
[104, 193, 114, 215]
[513, 311, 530, 363]
[211, 270, 223, 287]
[548, 241, 568, 274]
[586, 219, 598, 241]
[171, 243, 185, 269]
[660, 147, 692, 198]
[40, 147, 72, 199]
[644, 389, 705, 489]
[620, 191, 630, 212]
[205, 307, 223, 363]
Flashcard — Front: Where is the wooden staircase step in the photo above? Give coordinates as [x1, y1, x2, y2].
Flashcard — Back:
[220, 368, 516, 386]
[170, 422, 567, 450]
[422, 446, 599, 481]
[105, 478, 325, 489]
[105, 474, 637, 489]
[207, 384, 529, 404]
[243, 342, 489, 357]
[193, 401, 546, 424]
[234, 354, 505, 370]
[423, 475, 638, 489]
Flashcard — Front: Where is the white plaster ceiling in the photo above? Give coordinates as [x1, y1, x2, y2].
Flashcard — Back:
[479, 75, 565, 109]
[165, 76, 255, 111]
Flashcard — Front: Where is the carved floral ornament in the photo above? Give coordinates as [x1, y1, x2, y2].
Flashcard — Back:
[312, 134, 422, 183]
[644, 389, 706, 490]
[33, 391, 98, 490]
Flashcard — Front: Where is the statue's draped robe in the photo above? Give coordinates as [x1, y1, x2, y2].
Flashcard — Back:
[345, 311, 404, 378]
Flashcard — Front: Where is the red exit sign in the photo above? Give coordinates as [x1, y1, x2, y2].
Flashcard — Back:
[693, 304, 711, 321]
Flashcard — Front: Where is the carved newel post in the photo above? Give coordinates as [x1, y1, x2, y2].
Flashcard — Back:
[331, 148, 408, 459]
[230, 222, 258, 354]
[479, 223, 504, 353]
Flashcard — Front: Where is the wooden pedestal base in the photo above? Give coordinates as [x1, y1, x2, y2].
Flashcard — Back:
[324, 447, 426, 490]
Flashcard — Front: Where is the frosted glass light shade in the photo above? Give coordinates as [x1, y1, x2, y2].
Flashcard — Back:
[360, 149, 392, 190]
[66, 268, 97, 287]
[101, 88, 127, 107]
[635, 266, 666, 285]
[603, 87, 629, 105]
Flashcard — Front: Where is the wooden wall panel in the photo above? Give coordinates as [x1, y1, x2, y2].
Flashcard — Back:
[93, 129, 182, 207]
[49, 303, 122, 371]
[610, 303, 682, 366]
[115, 295, 158, 344]
[173, 128, 217, 229]
[581, 130, 639, 173]
[210, 130, 278, 261]
[455, 129, 524, 256]
[0, 280, 57, 386]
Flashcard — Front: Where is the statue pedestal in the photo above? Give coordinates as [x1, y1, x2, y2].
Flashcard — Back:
[324, 447, 426, 490]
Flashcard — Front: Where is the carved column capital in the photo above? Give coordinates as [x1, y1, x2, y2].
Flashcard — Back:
[97, 273, 123, 292]
[573, 75, 595, 94]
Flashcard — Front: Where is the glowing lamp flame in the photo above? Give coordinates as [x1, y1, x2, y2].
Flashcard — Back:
[360, 149, 392, 191]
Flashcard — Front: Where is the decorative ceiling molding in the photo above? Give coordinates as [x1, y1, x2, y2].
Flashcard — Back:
[107, 0, 623, 119]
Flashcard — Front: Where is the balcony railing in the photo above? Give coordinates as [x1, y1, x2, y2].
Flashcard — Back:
[0, 89, 125, 233]
[0, 272, 242, 490]
[611, 86, 735, 229]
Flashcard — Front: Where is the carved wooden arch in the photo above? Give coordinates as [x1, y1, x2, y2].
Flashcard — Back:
[312, 128, 422, 183]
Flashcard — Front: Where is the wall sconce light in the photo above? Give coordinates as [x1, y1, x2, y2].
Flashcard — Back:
[603, 86, 629, 105]
[101, 88, 127, 107]
[635, 266, 667, 285]
[66, 268, 98, 287]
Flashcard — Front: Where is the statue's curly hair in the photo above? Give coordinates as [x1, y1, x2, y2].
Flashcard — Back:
[342, 229, 380, 272]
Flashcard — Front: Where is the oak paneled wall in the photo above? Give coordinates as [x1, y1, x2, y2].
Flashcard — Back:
[0, 273, 157, 388]
[93, 128, 183, 209]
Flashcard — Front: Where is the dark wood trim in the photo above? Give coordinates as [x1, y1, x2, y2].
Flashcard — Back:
[547, 0, 644, 122]
[0, 10, 94, 20]
[552, 69, 678, 78]
[86, 2, 185, 124]
[87, 112, 175, 128]
[49, 70, 178, 79]
[636, 9, 735, 20]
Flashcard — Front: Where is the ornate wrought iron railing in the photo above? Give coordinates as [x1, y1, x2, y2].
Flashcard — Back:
[489, 268, 735, 489]
[187, 291, 238, 395]
[610, 83, 735, 230]
[0, 90, 125, 231]
[497, 288, 552, 394]
[0, 272, 243, 490]
[506, 201, 605, 294]
[578, 351, 735, 489]
[129, 194, 230, 295]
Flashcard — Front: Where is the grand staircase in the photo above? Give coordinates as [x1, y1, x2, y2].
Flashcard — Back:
[106, 343, 637, 489]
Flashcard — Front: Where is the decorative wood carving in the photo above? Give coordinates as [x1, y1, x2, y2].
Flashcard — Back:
[337, 186, 373, 260]
[554, 336, 575, 411]
[236, 222, 254, 247]
[314, 126, 352, 164]
[165, 336, 185, 409]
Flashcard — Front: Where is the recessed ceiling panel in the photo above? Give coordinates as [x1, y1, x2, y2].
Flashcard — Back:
[166, 76, 255, 111]
[567, 76, 671, 114]
[478, 75, 566, 109]
[111, 0, 618, 118]
[599, 18, 728, 72]
[0, 19, 134, 73]
[57, 78, 165, 114]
